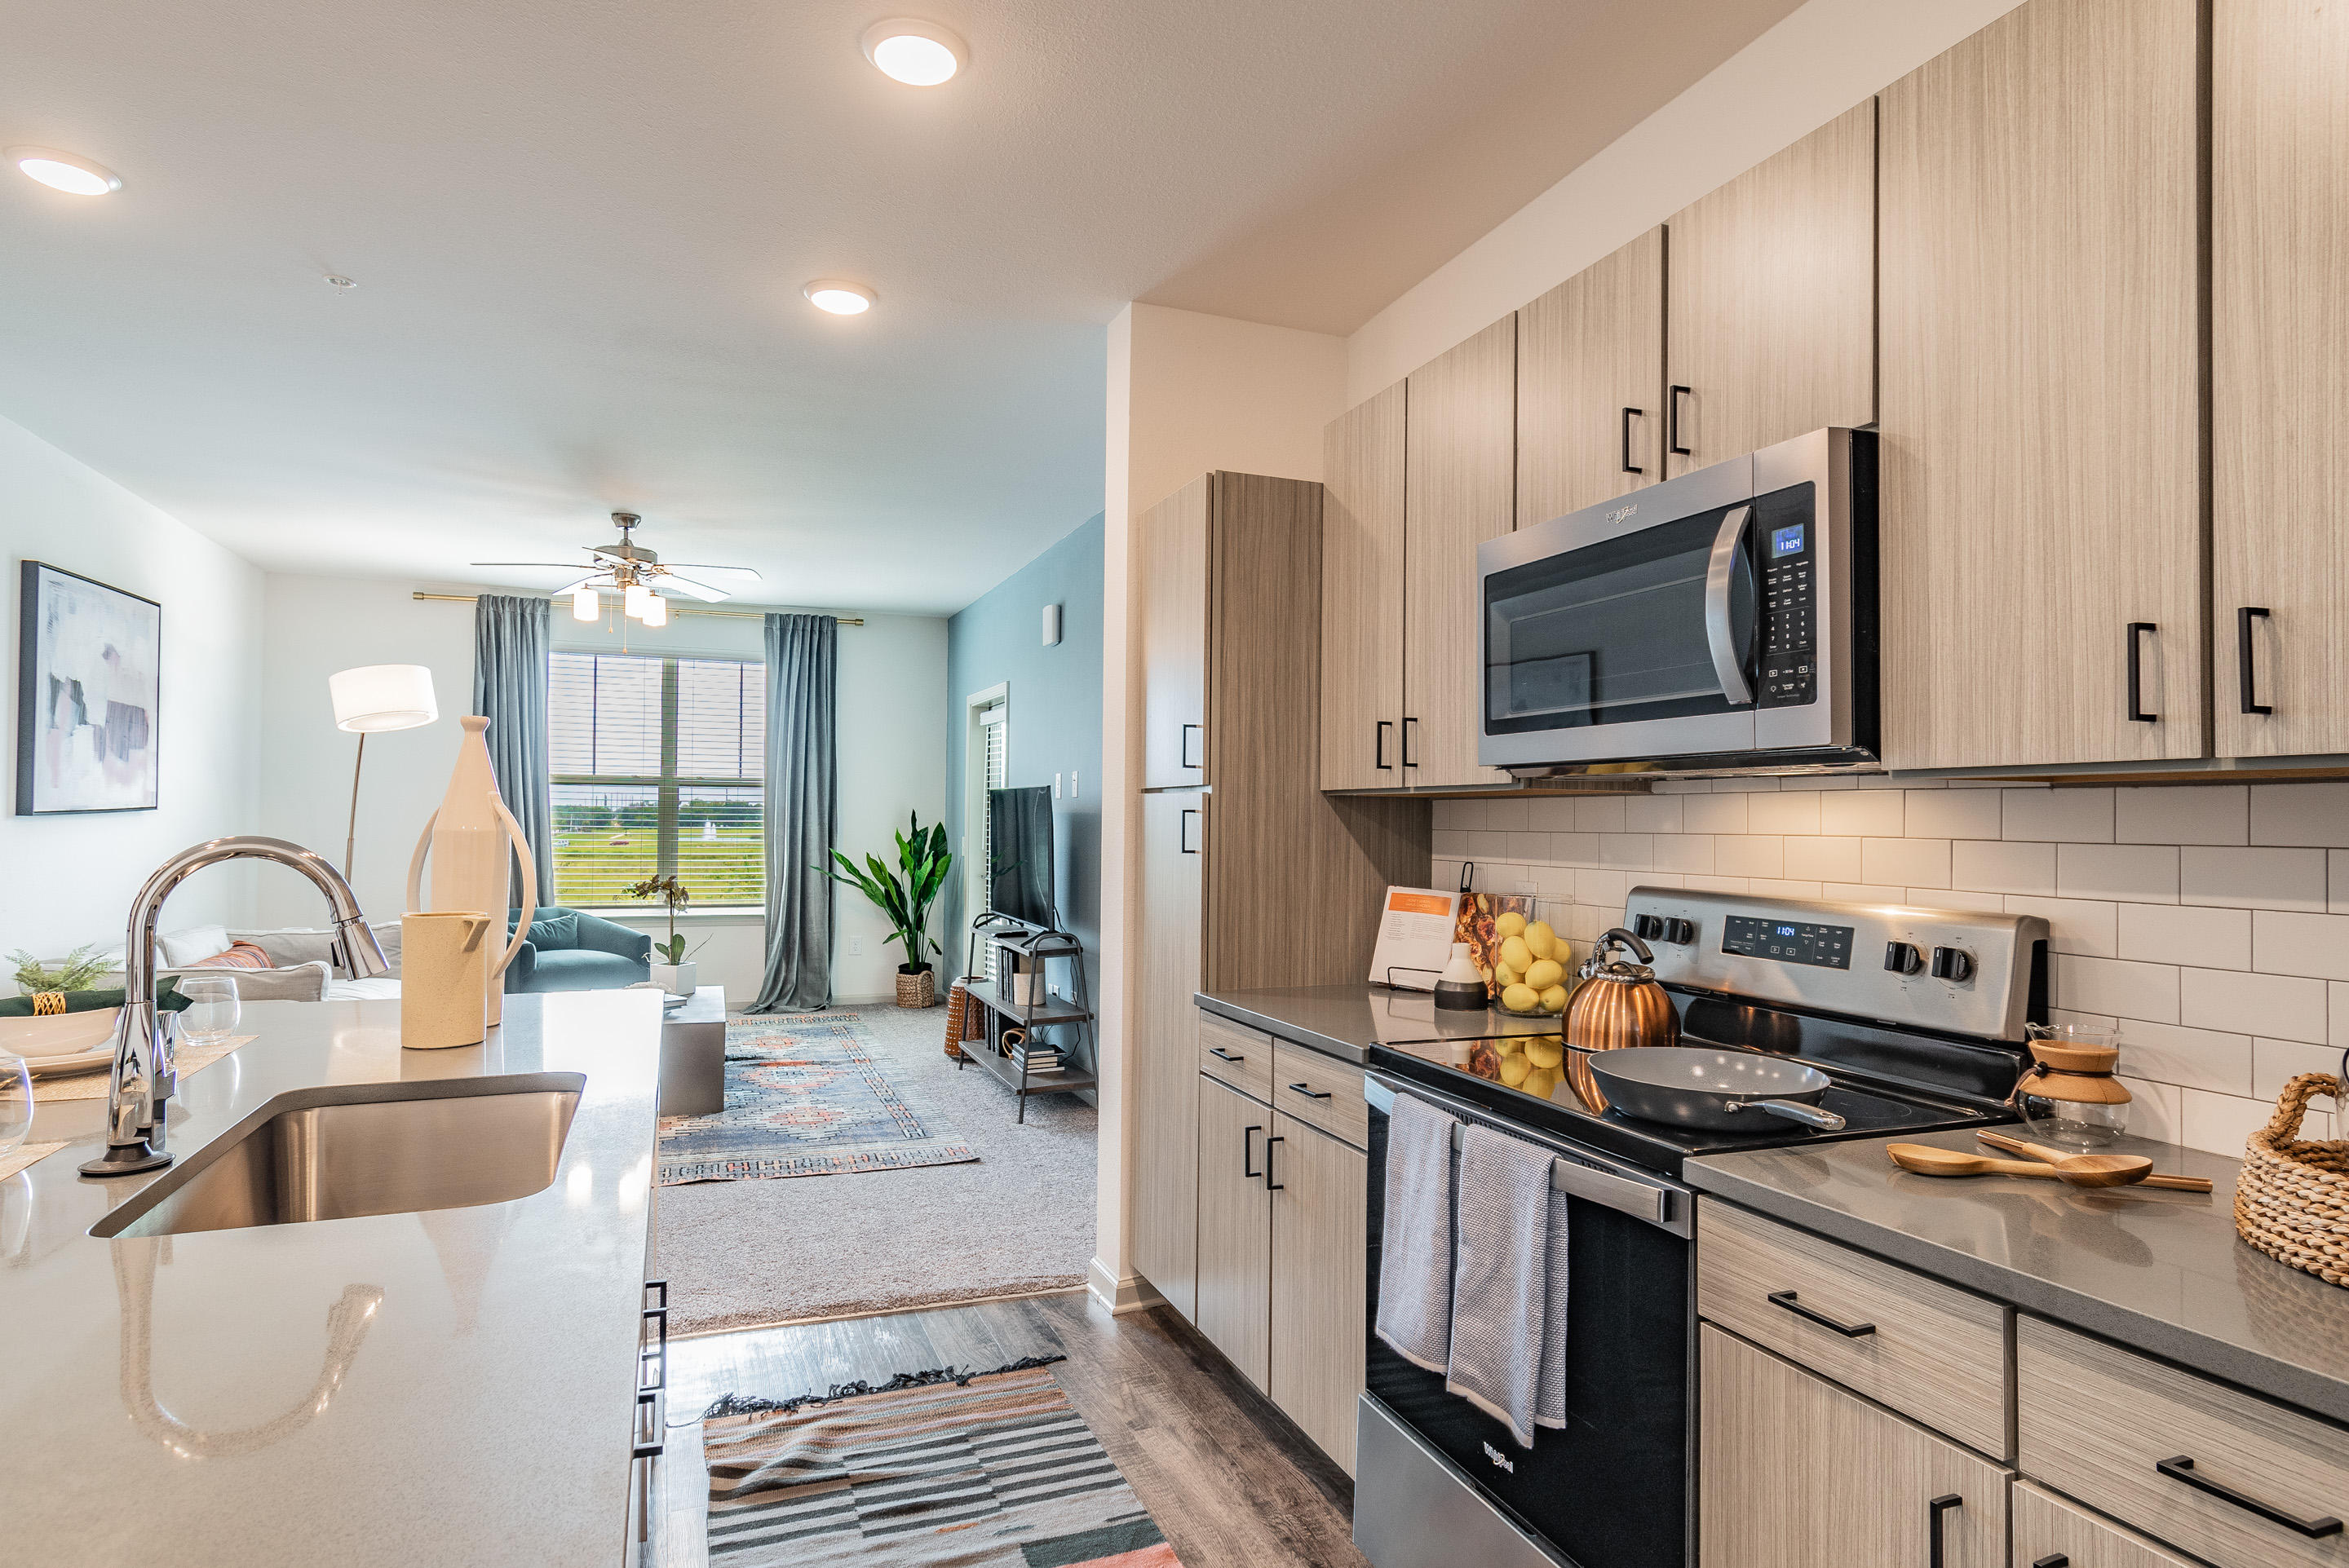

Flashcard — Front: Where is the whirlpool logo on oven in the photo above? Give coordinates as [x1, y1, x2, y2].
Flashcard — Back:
[1483, 1442, 1515, 1473]
[1606, 502, 1639, 524]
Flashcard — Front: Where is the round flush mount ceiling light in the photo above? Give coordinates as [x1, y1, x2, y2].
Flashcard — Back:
[860, 19, 965, 86]
[7, 146, 122, 196]
[803, 278, 875, 315]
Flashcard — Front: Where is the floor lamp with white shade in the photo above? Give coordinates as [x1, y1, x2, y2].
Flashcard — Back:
[329, 664, 439, 877]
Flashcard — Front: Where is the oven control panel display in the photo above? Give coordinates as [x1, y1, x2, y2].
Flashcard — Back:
[1722, 915, 1852, 970]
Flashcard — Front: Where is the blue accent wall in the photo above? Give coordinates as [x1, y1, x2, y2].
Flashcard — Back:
[944, 515, 1103, 1068]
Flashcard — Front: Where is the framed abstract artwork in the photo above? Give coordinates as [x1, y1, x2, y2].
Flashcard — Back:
[15, 561, 161, 814]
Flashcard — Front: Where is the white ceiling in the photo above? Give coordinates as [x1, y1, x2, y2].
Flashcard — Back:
[0, 0, 1796, 615]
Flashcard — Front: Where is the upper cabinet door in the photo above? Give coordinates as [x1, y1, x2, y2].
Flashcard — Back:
[1320, 388, 1407, 791]
[1517, 227, 1666, 527]
[1878, 0, 2203, 771]
[1139, 475, 1211, 788]
[2215, 0, 2349, 757]
[1405, 316, 1515, 789]
[1664, 101, 1876, 477]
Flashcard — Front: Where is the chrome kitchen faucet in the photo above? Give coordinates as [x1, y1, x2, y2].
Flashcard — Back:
[79, 836, 390, 1177]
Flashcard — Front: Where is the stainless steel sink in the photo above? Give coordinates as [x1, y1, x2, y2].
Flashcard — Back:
[91, 1073, 586, 1239]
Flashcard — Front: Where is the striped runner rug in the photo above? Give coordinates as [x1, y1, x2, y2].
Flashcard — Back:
[701, 1362, 1181, 1567]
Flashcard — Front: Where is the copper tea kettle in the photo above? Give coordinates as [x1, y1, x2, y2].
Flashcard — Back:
[1562, 927, 1680, 1108]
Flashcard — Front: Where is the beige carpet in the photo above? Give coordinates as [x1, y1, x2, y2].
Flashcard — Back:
[658, 1002, 1097, 1334]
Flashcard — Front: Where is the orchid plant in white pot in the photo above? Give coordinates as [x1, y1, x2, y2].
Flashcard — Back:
[625, 874, 707, 996]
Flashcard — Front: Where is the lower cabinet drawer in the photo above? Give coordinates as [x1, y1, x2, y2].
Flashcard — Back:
[1197, 1010, 1273, 1102]
[2017, 1315, 2349, 1568]
[2012, 1479, 2200, 1568]
[1697, 1198, 2010, 1458]
[1268, 1041, 1367, 1149]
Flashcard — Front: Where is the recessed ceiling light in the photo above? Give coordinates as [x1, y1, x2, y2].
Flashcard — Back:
[860, 19, 965, 86]
[7, 146, 122, 196]
[325, 274, 357, 289]
[803, 279, 875, 316]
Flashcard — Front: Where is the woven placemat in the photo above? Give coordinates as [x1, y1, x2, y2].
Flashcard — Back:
[32, 1035, 258, 1102]
[0, 1140, 64, 1181]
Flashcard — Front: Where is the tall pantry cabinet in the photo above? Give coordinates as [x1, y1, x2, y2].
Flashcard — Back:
[1127, 472, 1427, 1320]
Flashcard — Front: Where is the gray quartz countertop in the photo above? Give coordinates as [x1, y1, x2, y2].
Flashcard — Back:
[0, 992, 661, 1567]
[1195, 985, 1558, 1063]
[1688, 1126, 2349, 1425]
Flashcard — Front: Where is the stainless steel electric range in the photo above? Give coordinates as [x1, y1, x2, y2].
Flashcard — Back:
[1355, 887, 2050, 1568]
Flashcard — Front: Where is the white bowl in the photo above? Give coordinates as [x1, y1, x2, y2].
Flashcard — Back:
[0, 1007, 121, 1059]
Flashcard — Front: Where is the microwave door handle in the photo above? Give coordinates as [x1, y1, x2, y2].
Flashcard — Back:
[1704, 505, 1754, 708]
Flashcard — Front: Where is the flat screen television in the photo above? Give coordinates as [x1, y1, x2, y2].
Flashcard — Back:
[986, 785, 1056, 930]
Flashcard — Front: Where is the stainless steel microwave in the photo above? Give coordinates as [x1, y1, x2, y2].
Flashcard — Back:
[1477, 426, 1877, 775]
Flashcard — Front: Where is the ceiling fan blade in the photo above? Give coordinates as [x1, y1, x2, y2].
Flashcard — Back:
[657, 573, 731, 603]
[469, 561, 598, 569]
[663, 563, 762, 580]
[550, 574, 612, 596]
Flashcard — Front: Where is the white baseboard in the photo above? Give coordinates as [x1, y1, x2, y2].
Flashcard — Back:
[1086, 1256, 1163, 1315]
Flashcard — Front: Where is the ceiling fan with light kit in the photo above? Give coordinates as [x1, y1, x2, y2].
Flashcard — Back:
[471, 513, 760, 626]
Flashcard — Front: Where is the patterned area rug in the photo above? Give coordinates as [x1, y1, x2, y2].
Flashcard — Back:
[660, 1013, 980, 1186]
[701, 1363, 1182, 1567]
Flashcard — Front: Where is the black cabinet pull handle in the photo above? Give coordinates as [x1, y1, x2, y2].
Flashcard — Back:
[1375, 719, 1393, 771]
[1243, 1123, 1263, 1178]
[2157, 1455, 2343, 1537]
[1208, 1046, 1245, 1063]
[2238, 606, 2273, 715]
[1179, 808, 1200, 855]
[1286, 1081, 1333, 1100]
[2127, 622, 2158, 722]
[1767, 1289, 1876, 1337]
[2033, 1557, 2070, 1567]
[1669, 385, 1692, 456]
[1179, 722, 1202, 769]
[1263, 1133, 1284, 1190]
[1621, 406, 1645, 474]
[1927, 1494, 1962, 1568]
[1401, 715, 1418, 768]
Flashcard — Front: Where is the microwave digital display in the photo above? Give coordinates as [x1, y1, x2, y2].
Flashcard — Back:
[1722, 914, 1851, 969]
[1770, 523, 1807, 559]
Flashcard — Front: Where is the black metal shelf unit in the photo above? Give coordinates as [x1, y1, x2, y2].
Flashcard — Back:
[956, 914, 1096, 1122]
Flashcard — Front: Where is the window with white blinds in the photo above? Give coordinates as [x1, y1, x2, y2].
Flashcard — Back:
[549, 652, 764, 908]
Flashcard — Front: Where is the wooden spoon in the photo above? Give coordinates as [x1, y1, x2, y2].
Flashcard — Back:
[1887, 1143, 2074, 1182]
[1978, 1130, 2214, 1193]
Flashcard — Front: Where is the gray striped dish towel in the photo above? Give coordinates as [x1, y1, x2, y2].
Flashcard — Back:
[1374, 1092, 1457, 1372]
[1445, 1122, 1570, 1447]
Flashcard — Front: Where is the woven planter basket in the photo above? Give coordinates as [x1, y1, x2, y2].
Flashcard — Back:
[895, 968, 936, 1009]
[2236, 1072, 2349, 1288]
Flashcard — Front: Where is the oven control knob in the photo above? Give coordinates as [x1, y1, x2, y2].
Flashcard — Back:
[1633, 914, 1666, 941]
[1883, 941, 1925, 975]
[1662, 917, 1695, 945]
[1931, 945, 1975, 983]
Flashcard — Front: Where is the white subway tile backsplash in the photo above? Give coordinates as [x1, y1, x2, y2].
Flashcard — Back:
[1599, 834, 1654, 871]
[1820, 789, 1904, 837]
[2335, 982, 2349, 1047]
[2253, 1038, 2349, 1102]
[2249, 782, 2349, 847]
[1710, 777, 1782, 793]
[2179, 846, 2329, 912]
[1652, 834, 1715, 873]
[1784, 836, 1863, 882]
[2056, 842, 2179, 904]
[1574, 868, 1628, 909]
[2182, 1090, 2274, 1159]
[1862, 836, 1950, 888]
[1432, 829, 1470, 857]
[2117, 903, 2251, 970]
[1905, 889, 2004, 915]
[1566, 903, 1608, 943]
[1745, 878, 1827, 900]
[1466, 831, 1511, 858]
[1431, 799, 1476, 832]
[1477, 798, 1532, 832]
[2118, 1076, 2182, 1145]
[1683, 793, 1750, 835]
[1820, 882, 1907, 903]
[2179, 965, 2329, 1044]
[1522, 797, 1580, 833]
[2332, 850, 2349, 914]
[2004, 788, 2114, 843]
[1531, 867, 1575, 900]
[1624, 795, 1683, 834]
[1951, 839, 2055, 895]
[2252, 909, 2349, 982]
[1657, 780, 1713, 794]
[1573, 796, 1628, 833]
[2109, 1019, 2252, 1096]
[1714, 836, 1785, 878]
[1748, 791, 1823, 835]
[1507, 833, 1553, 860]
[1905, 789, 2004, 840]
[2052, 953, 2180, 1023]
[1551, 833, 1603, 864]
[1861, 774, 1923, 788]
[2116, 785, 2247, 846]
[1682, 875, 1750, 894]
[2006, 895, 2120, 959]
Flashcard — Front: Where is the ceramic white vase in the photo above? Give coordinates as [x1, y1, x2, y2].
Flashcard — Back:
[650, 961, 697, 997]
[407, 715, 537, 1026]
[400, 912, 491, 1049]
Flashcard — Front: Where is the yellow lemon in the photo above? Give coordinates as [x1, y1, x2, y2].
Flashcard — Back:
[1524, 958, 1564, 992]
[1524, 921, 1557, 959]
[1524, 1037, 1564, 1070]
[1539, 984, 1569, 1014]
[1497, 1053, 1533, 1087]
[1495, 961, 1520, 988]
[1521, 1067, 1558, 1099]
[1502, 983, 1540, 1014]
[1498, 935, 1533, 973]
[1494, 910, 1527, 939]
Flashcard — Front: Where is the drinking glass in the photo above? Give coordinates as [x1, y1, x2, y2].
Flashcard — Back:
[177, 974, 242, 1051]
[0, 1053, 32, 1158]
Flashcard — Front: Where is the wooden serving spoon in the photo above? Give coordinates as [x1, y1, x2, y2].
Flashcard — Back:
[1888, 1143, 2081, 1182]
[1978, 1130, 2214, 1193]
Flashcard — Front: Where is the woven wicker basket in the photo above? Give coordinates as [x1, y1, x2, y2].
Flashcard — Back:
[895, 968, 936, 1009]
[2236, 1072, 2349, 1288]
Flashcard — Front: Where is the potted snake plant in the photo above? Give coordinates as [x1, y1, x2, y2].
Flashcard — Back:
[825, 811, 952, 1007]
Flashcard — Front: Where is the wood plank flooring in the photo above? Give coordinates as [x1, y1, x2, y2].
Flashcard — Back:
[651, 1290, 1366, 1568]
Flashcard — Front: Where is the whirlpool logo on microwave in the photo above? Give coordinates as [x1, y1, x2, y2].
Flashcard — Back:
[1483, 1442, 1515, 1473]
[1606, 502, 1639, 523]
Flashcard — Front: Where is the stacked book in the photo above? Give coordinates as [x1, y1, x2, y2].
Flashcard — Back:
[1005, 1031, 1066, 1076]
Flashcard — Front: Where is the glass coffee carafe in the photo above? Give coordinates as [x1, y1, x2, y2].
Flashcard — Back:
[2011, 1023, 2131, 1147]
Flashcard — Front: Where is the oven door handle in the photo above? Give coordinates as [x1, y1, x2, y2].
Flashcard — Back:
[1365, 1073, 1682, 1230]
[1703, 504, 1754, 709]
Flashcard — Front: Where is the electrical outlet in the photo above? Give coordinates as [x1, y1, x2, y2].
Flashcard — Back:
[1054, 772, 1063, 798]
[849, 936, 865, 956]
[1071, 768, 1079, 798]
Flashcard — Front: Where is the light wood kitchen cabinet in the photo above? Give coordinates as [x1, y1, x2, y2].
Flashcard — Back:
[1137, 476, 1210, 788]
[1267, 1111, 1366, 1477]
[2012, 1480, 2201, 1568]
[1130, 790, 1205, 1320]
[1700, 1324, 2008, 1568]
[1516, 227, 1666, 527]
[1319, 382, 1406, 791]
[1665, 102, 1875, 479]
[1878, 0, 2203, 771]
[1194, 1074, 1272, 1391]
[2214, 0, 2349, 757]
[1404, 316, 1515, 788]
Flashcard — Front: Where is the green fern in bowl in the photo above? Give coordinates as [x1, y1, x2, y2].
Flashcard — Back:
[9, 943, 112, 996]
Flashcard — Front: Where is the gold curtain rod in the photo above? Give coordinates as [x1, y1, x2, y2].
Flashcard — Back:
[410, 592, 863, 626]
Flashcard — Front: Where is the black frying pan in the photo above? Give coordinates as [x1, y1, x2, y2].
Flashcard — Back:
[1586, 1046, 1848, 1133]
